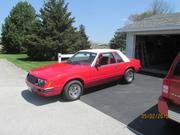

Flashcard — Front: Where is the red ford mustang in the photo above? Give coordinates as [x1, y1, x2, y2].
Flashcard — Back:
[26, 49, 141, 101]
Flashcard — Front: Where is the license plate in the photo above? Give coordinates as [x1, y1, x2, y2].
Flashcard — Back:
[168, 110, 180, 123]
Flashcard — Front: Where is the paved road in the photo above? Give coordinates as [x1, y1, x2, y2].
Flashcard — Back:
[81, 74, 180, 135]
[0, 59, 134, 135]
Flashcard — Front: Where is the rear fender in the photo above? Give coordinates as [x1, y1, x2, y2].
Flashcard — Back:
[129, 58, 141, 71]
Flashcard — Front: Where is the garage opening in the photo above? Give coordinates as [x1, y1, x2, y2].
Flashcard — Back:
[135, 34, 180, 76]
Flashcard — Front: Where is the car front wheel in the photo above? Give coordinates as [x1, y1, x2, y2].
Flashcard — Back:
[123, 68, 134, 84]
[63, 80, 83, 101]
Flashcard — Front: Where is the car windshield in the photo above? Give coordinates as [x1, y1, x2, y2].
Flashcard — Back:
[67, 52, 97, 65]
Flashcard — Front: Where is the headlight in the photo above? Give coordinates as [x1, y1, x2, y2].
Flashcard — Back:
[37, 79, 46, 87]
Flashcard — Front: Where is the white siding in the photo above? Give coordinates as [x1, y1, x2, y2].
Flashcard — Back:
[126, 33, 136, 58]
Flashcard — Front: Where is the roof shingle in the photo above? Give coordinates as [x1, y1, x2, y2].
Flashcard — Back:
[120, 13, 180, 32]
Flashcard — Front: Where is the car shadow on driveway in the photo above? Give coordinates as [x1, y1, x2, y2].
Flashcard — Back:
[127, 105, 180, 135]
[21, 80, 126, 106]
[21, 90, 65, 106]
[83, 80, 128, 95]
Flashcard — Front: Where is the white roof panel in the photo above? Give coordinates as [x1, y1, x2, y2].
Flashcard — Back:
[79, 49, 130, 63]
[79, 49, 117, 53]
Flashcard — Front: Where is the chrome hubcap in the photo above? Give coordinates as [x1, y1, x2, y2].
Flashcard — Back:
[126, 70, 134, 82]
[69, 84, 81, 99]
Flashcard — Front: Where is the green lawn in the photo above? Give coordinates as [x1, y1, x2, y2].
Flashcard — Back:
[0, 53, 57, 71]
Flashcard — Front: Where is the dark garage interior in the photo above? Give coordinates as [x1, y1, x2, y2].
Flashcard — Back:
[135, 34, 180, 75]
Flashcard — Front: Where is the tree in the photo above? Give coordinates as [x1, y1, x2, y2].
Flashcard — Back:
[27, 0, 90, 60]
[110, 31, 126, 51]
[1, 2, 36, 53]
[27, 0, 76, 60]
[151, 0, 174, 14]
[78, 24, 91, 49]
[128, 0, 174, 23]
[128, 11, 154, 23]
[66, 24, 90, 53]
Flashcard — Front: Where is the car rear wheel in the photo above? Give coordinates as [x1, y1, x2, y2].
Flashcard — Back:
[63, 80, 83, 101]
[123, 68, 134, 84]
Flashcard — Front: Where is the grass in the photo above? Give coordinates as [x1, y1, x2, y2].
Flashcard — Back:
[0, 53, 57, 71]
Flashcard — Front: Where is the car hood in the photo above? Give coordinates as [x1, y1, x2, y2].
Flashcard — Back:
[30, 62, 85, 79]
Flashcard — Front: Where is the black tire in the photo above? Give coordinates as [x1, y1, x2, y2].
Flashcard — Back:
[63, 80, 83, 101]
[123, 68, 134, 84]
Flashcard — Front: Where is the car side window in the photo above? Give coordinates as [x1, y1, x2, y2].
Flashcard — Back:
[98, 53, 116, 66]
[113, 52, 123, 63]
[174, 60, 180, 76]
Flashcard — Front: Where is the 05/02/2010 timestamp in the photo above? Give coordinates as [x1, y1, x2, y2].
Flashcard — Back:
[141, 113, 168, 119]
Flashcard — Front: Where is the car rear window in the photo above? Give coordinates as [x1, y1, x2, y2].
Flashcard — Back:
[113, 52, 123, 63]
[174, 60, 180, 76]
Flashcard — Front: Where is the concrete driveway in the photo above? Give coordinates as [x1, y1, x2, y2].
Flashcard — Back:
[0, 59, 135, 135]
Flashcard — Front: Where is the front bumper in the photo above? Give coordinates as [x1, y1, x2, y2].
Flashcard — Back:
[26, 80, 61, 97]
[158, 96, 180, 123]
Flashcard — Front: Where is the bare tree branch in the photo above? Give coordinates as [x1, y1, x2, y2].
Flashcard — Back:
[151, 0, 174, 14]
[128, 0, 174, 23]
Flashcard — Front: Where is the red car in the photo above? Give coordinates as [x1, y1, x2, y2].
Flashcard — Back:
[158, 52, 180, 123]
[26, 49, 141, 101]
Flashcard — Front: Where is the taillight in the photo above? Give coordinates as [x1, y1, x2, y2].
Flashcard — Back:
[162, 79, 169, 98]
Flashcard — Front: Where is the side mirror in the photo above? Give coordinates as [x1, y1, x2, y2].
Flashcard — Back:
[95, 63, 101, 68]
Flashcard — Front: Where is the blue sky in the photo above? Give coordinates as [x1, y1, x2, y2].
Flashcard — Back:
[1, 0, 180, 43]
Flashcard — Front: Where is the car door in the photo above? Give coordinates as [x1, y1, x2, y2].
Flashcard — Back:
[169, 54, 180, 105]
[90, 52, 119, 86]
[112, 51, 129, 77]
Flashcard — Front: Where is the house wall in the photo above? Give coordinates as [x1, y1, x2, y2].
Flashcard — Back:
[125, 33, 136, 58]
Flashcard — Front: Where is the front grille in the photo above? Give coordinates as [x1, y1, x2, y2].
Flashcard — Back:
[27, 73, 38, 85]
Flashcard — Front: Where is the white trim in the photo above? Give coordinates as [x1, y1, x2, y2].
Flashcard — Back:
[58, 53, 74, 63]
[90, 50, 130, 67]
[91, 53, 99, 67]
[126, 33, 136, 58]
[120, 26, 180, 33]
[168, 110, 180, 123]
[117, 50, 130, 62]
[134, 30, 180, 35]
